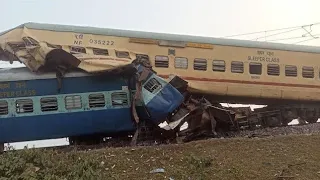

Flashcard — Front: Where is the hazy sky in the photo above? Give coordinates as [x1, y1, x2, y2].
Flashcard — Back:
[1, 0, 319, 149]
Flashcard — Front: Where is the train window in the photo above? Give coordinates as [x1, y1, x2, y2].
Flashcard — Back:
[194, 58, 207, 71]
[155, 56, 169, 68]
[46, 43, 62, 49]
[249, 62, 262, 75]
[136, 54, 149, 60]
[93, 48, 109, 56]
[136, 54, 151, 66]
[174, 57, 188, 69]
[40, 97, 58, 112]
[231, 61, 244, 73]
[302, 66, 314, 78]
[116, 51, 130, 58]
[285, 65, 297, 77]
[267, 64, 280, 76]
[144, 78, 162, 94]
[65, 95, 82, 110]
[0, 100, 8, 115]
[111, 92, 128, 107]
[16, 99, 33, 114]
[89, 93, 105, 108]
[70, 46, 86, 54]
[212, 60, 225, 72]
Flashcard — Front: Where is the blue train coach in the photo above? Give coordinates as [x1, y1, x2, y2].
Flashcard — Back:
[0, 66, 184, 150]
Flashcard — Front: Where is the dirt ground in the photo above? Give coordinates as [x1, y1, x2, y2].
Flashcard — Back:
[1, 134, 320, 180]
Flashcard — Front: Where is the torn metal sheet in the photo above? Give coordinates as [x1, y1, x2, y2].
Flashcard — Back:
[160, 95, 236, 142]
[161, 112, 191, 131]
[0, 24, 142, 74]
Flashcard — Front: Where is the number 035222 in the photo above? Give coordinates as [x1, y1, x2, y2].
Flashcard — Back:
[89, 39, 114, 45]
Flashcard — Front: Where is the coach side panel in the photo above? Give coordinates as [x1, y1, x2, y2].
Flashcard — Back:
[4, 27, 320, 102]
[126, 41, 320, 102]
[0, 75, 135, 143]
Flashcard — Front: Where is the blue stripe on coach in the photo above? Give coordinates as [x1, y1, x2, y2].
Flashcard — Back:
[0, 108, 136, 143]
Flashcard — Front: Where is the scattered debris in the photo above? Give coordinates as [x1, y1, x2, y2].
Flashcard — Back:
[150, 168, 165, 174]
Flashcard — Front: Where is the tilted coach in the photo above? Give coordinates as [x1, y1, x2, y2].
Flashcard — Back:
[1, 22, 320, 148]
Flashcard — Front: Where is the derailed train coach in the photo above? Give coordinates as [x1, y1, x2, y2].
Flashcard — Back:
[0, 22, 238, 151]
[0, 53, 234, 152]
[0, 61, 192, 151]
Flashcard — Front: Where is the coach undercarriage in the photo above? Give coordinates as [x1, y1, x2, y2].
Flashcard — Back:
[59, 62, 320, 146]
[66, 96, 320, 147]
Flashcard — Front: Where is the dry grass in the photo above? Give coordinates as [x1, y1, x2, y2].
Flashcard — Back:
[1, 134, 320, 180]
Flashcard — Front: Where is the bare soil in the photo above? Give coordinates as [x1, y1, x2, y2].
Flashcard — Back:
[1, 134, 320, 180]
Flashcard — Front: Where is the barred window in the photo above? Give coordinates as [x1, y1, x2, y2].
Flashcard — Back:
[155, 56, 169, 68]
[267, 64, 280, 76]
[302, 66, 314, 78]
[93, 48, 109, 56]
[249, 62, 262, 75]
[194, 58, 207, 71]
[70, 46, 86, 54]
[65, 95, 82, 110]
[174, 57, 188, 69]
[0, 100, 8, 115]
[111, 92, 128, 107]
[144, 78, 162, 94]
[285, 65, 297, 77]
[16, 99, 33, 114]
[40, 97, 58, 112]
[212, 60, 225, 72]
[116, 51, 130, 58]
[136, 54, 149, 61]
[89, 93, 105, 108]
[231, 61, 244, 73]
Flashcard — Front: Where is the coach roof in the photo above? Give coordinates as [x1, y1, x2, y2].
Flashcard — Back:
[0, 67, 90, 82]
[1, 22, 320, 54]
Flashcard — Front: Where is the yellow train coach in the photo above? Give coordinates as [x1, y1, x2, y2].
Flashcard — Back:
[1, 22, 320, 106]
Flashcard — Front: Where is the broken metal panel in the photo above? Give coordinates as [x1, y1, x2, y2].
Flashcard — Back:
[168, 75, 188, 93]
[0, 24, 139, 74]
[161, 112, 190, 131]
[159, 94, 237, 142]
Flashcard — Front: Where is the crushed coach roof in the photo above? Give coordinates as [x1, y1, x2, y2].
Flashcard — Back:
[1, 22, 320, 75]
[2, 22, 320, 54]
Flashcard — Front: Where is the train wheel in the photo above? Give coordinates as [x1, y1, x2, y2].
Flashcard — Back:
[281, 118, 292, 126]
[306, 117, 318, 124]
[297, 117, 307, 125]
[265, 116, 281, 127]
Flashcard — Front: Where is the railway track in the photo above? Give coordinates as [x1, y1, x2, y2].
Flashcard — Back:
[2, 122, 320, 154]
